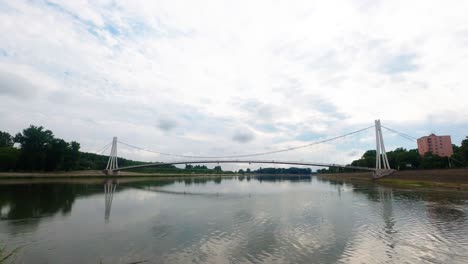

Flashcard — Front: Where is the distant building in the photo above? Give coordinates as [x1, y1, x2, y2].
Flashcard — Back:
[417, 133, 453, 157]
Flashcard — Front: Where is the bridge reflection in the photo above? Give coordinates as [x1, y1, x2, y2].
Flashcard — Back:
[104, 179, 118, 221]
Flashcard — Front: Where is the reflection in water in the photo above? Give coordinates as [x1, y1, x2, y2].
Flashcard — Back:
[0, 176, 467, 263]
[104, 180, 118, 221]
[0, 184, 77, 221]
[251, 175, 311, 182]
[378, 186, 397, 260]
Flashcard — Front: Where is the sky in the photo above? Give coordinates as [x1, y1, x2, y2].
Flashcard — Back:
[1, 0, 467, 170]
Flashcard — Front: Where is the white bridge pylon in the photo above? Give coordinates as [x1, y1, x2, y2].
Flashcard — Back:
[374, 120, 395, 178]
[105, 137, 119, 176]
[104, 120, 396, 178]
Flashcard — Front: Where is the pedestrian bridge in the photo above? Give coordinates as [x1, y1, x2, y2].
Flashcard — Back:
[102, 120, 403, 178]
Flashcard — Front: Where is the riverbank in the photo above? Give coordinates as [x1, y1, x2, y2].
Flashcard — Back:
[317, 168, 468, 191]
[0, 170, 236, 179]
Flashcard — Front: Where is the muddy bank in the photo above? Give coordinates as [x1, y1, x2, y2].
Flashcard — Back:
[317, 168, 468, 191]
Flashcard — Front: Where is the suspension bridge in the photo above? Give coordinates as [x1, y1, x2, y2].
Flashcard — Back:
[100, 120, 415, 178]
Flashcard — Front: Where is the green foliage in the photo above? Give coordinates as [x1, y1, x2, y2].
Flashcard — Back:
[345, 141, 467, 172]
[0, 133, 17, 171]
[0, 124, 235, 173]
[460, 137, 468, 165]
[14, 125, 55, 171]
[419, 152, 449, 169]
[351, 150, 376, 168]
[0, 147, 20, 171]
[321, 136, 468, 173]
[387, 148, 421, 170]
[0, 131, 14, 147]
[12, 125, 81, 171]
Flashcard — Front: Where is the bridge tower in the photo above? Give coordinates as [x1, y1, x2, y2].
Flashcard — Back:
[374, 120, 395, 178]
[104, 137, 119, 176]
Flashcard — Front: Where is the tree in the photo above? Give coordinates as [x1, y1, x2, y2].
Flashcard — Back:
[63, 141, 80, 170]
[45, 138, 68, 171]
[420, 152, 449, 169]
[0, 131, 14, 147]
[14, 125, 54, 171]
[351, 150, 376, 168]
[450, 144, 465, 167]
[348, 147, 456, 171]
[460, 137, 468, 165]
[0, 147, 20, 171]
[14, 126, 54, 150]
[213, 165, 222, 172]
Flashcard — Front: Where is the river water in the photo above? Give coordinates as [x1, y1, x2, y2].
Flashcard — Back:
[1, 176, 468, 263]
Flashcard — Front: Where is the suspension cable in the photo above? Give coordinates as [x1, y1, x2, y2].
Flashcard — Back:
[94, 142, 112, 155]
[381, 126, 417, 142]
[118, 125, 374, 159]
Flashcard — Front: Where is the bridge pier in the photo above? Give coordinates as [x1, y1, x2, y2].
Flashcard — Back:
[103, 169, 120, 176]
[373, 169, 395, 179]
[105, 137, 119, 176]
[374, 120, 393, 178]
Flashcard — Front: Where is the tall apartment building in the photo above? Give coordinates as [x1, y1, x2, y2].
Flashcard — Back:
[417, 133, 453, 157]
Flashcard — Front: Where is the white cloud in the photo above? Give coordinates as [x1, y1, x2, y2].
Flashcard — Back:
[1, 0, 467, 169]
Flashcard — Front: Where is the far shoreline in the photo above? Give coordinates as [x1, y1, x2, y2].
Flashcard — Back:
[317, 168, 468, 191]
[0, 170, 239, 178]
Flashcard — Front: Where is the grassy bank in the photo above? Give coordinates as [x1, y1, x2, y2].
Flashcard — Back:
[317, 168, 468, 191]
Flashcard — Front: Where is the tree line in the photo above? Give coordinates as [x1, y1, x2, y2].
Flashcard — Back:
[0, 126, 132, 171]
[240, 167, 312, 174]
[0, 125, 235, 173]
[2, 125, 466, 173]
[0, 126, 81, 171]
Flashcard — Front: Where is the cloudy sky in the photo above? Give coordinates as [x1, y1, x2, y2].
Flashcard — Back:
[1, 0, 467, 169]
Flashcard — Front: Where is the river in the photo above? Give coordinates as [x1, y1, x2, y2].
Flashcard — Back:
[1, 175, 467, 263]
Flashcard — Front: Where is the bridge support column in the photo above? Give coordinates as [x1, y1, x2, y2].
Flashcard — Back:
[374, 120, 395, 178]
[104, 137, 119, 176]
[374, 169, 395, 178]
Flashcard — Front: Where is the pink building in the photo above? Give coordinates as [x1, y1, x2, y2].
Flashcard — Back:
[417, 133, 453, 157]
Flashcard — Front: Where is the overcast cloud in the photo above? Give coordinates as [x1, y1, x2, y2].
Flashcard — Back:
[1, 0, 467, 169]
